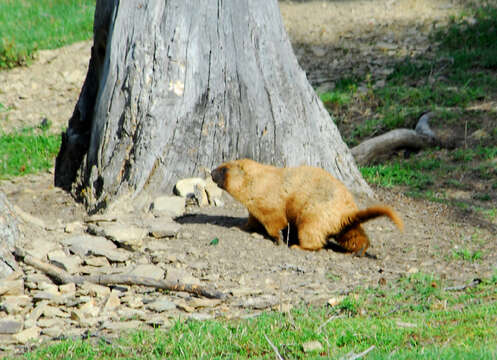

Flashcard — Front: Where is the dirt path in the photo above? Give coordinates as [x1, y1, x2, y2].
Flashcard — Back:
[1, 0, 495, 352]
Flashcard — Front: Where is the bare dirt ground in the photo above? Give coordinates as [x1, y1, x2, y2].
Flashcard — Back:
[0, 0, 496, 351]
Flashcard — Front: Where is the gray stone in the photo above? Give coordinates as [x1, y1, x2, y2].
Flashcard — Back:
[150, 196, 185, 217]
[43, 305, 70, 318]
[145, 299, 176, 312]
[147, 219, 181, 238]
[0, 319, 23, 334]
[24, 239, 59, 260]
[102, 290, 121, 312]
[101, 320, 143, 331]
[128, 264, 164, 280]
[91, 247, 132, 262]
[78, 282, 110, 298]
[188, 298, 221, 309]
[59, 283, 76, 296]
[0, 279, 24, 296]
[165, 268, 201, 286]
[189, 313, 215, 321]
[47, 250, 82, 274]
[62, 234, 117, 254]
[239, 295, 278, 310]
[85, 256, 110, 267]
[64, 221, 84, 233]
[24, 301, 49, 328]
[87, 223, 147, 248]
[0, 295, 32, 314]
[12, 326, 40, 344]
[303, 340, 323, 353]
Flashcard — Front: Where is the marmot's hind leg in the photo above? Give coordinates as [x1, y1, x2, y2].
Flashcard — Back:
[293, 218, 330, 251]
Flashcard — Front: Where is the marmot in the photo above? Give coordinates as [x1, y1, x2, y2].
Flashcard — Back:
[211, 159, 403, 255]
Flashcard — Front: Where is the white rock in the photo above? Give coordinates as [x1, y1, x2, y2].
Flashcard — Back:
[85, 256, 110, 267]
[174, 178, 206, 198]
[303, 340, 323, 353]
[151, 196, 185, 217]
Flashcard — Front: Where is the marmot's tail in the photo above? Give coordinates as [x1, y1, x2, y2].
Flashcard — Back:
[343, 206, 404, 231]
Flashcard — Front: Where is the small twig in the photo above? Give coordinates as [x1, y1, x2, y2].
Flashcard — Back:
[264, 334, 285, 360]
[464, 120, 468, 149]
[341, 345, 376, 360]
[286, 223, 290, 247]
[383, 304, 401, 316]
[318, 314, 344, 333]
[444, 278, 481, 292]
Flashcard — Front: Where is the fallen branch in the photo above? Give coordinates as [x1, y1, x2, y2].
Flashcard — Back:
[15, 248, 226, 299]
[444, 278, 481, 292]
[351, 112, 438, 165]
[264, 334, 285, 360]
[341, 345, 376, 360]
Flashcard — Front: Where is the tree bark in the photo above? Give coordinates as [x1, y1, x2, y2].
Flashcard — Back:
[0, 192, 21, 279]
[55, 0, 373, 212]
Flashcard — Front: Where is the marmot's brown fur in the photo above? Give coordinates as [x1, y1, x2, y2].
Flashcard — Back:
[211, 159, 403, 255]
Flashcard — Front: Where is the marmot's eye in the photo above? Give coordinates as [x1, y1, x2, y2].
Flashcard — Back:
[221, 167, 228, 174]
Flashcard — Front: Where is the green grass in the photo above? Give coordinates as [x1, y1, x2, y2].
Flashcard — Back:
[0, 127, 61, 178]
[0, 0, 95, 68]
[17, 273, 497, 359]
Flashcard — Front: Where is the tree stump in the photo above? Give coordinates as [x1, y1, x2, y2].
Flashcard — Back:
[55, 0, 373, 212]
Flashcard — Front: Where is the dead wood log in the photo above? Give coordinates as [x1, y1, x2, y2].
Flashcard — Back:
[351, 112, 438, 165]
[15, 248, 226, 300]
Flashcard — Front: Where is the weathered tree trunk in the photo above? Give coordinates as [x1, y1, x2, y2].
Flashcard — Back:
[0, 192, 21, 279]
[55, 0, 373, 212]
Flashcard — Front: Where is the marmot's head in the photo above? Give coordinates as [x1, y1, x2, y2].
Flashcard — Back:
[211, 159, 257, 197]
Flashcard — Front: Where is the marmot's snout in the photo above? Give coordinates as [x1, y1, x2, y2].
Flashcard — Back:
[211, 166, 227, 189]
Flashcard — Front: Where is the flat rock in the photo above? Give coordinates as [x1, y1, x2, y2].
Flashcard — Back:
[0, 295, 32, 314]
[13, 205, 45, 228]
[0, 319, 23, 334]
[165, 268, 201, 286]
[0, 279, 24, 296]
[146, 219, 181, 238]
[128, 264, 164, 280]
[101, 320, 144, 331]
[24, 239, 58, 260]
[150, 196, 185, 217]
[87, 223, 147, 248]
[238, 295, 279, 310]
[145, 299, 176, 312]
[64, 221, 84, 233]
[84, 256, 110, 267]
[62, 235, 117, 254]
[13, 326, 41, 344]
[59, 283, 76, 296]
[188, 298, 222, 309]
[47, 250, 81, 274]
[91, 247, 132, 262]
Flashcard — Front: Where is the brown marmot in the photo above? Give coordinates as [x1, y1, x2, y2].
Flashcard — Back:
[211, 159, 403, 255]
